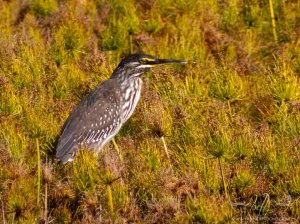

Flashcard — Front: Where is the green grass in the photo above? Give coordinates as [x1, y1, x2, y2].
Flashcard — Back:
[0, 0, 300, 223]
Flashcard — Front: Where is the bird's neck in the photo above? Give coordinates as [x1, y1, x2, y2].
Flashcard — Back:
[120, 76, 143, 91]
[111, 67, 144, 84]
[120, 76, 143, 122]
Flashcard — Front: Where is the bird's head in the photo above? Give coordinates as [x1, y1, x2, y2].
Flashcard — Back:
[111, 54, 186, 79]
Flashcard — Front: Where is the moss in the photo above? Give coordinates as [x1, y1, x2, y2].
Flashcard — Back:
[0, 0, 300, 222]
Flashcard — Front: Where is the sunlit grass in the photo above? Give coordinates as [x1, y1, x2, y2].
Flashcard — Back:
[0, 0, 299, 223]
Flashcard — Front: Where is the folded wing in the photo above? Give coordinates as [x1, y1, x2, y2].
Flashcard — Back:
[55, 80, 122, 163]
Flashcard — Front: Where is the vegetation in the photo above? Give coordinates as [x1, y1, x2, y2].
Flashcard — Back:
[0, 0, 299, 223]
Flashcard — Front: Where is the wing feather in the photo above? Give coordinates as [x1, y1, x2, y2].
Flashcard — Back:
[55, 79, 122, 163]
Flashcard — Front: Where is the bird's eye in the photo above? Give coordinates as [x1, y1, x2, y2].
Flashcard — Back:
[139, 58, 148, 64]
[139, 58, 155, 64]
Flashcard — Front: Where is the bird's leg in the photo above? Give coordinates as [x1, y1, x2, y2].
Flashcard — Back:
[112, 138, 123, 162]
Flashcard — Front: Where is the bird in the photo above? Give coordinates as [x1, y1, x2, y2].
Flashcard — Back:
[55, 54, 186, 164]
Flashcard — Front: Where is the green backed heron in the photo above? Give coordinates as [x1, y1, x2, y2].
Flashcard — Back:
[56, 54, 186, 163]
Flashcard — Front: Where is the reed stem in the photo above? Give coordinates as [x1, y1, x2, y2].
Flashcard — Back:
[36, 138, 41, 206]
[112, 138, 123, 162]
[161, 136, 170, 159]
[218, 157, 228, 200]
[107, 185, 114, 215]
[269, 0, 278, 43]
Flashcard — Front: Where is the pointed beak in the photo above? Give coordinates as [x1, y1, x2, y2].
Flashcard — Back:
[157, 58, 187, 64]
[136, 57, 187, 69]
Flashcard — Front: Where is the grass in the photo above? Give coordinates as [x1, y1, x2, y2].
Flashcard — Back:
[0, 0, 300, 223]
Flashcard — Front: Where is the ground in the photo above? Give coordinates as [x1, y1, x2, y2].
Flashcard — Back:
[0, 0, 300, 223]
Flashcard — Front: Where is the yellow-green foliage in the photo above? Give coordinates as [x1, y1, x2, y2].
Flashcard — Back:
[31, 0, 57, 17]
[0, 0, 300, 223]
